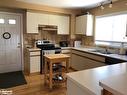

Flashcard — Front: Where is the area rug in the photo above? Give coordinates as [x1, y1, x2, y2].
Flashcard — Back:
[0, 71, 27, 88]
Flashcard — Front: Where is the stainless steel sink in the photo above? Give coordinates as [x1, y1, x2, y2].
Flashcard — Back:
[91, 50, 113, 54]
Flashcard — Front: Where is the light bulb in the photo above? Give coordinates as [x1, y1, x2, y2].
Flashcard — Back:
[109, 1, 113, 8]
[100, 5, 104, 10]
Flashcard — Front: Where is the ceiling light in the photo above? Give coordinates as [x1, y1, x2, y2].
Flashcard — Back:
[109, 1, 113, 8]
[100, 4, 104, 10]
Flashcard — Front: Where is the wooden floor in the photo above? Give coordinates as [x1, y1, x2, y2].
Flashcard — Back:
[7, 69, 75, 95]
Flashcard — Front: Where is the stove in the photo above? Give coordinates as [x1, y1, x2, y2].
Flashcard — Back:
[36, 40, 61, 74]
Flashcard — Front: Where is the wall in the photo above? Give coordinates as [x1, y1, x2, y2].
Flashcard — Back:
[82, 0, 127, 46]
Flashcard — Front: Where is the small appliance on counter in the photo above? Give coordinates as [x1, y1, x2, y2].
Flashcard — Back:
[59, 41, 68, 47]
[74, 41, 81, 47]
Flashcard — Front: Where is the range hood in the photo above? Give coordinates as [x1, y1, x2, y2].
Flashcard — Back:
[38, 25, 57, 31]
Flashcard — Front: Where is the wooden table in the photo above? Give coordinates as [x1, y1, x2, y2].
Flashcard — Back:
[44, 54, 70, 89]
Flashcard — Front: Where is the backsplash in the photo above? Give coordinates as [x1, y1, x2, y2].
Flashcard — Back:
[82, 36, 94, 46]
[24, 30, 69, 48]
[74, 35, 94, 46]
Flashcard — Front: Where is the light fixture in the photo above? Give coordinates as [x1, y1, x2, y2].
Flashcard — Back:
[109, 1, 113, 8]
[100, 0, 113, 10]
[100, 3, 104, 10]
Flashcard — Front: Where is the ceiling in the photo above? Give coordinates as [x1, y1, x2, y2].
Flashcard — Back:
[16, 0, 118, 9]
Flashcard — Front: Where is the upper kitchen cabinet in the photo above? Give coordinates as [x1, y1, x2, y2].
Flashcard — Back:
[37, 13, 49, 25]
[57, 15, 70, 35]
[27, 12, 70, 34]
[48, 14, 59, 26]
[76, 14, 93, 36]
[27, 12, 39, 33]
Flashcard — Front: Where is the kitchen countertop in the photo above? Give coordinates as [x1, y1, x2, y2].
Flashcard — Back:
[67, 62, 127, 95]
[27, 47, 127, 61]
[72, 47, 127, 61]
[99, 74, 127, 95]
[61, 47, 72, 50]
[27, 48, 41, 51]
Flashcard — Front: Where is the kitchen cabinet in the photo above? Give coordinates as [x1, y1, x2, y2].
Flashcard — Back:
[37, 13, 49, 25]
[57, 16, 69, 35]
[48, 14, 59, 26]
[26, 49, 40, 74]
[76, 14, 93, 36]
[26, 12, 70, 34]
[27, 12, 39, 33]
[71, 49, 106, 70]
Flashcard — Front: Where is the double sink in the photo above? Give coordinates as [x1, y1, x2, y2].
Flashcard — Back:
[91, 49, 113, 54]
[86, 48, 114, 55]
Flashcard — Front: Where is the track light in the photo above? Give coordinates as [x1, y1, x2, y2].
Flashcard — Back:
[100, 4, 104, 10]
[109, 1, 113, 8]
[100, 0, 113, 10]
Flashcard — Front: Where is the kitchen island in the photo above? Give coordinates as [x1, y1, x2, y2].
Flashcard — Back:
[99, 73, 127, 95]
[67, 63, 127, 95]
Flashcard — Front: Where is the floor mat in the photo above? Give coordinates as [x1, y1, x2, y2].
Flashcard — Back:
[0, 71, 27, 89]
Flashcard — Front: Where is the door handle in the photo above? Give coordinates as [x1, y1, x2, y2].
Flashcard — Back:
[17, 43, 21, 48]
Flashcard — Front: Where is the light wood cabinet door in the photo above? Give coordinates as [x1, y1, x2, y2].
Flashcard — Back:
[71, 54, 106, 70]
[57, 16, 69, 35]
[30, 56, 40, 73]
[49, 14, 59, 26]
[37, 13, 49, 25]
[29, 51, 40, 73]
[75, 14, 93, 36]
[27, 12, 39, 33]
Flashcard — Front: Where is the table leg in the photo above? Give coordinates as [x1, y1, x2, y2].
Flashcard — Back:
[66, 58, 69, 73]
[44, 59, 47, 84]
[49, 62, 53, 89]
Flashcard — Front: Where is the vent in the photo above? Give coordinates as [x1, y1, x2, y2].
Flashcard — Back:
[38, 25, 57, 31]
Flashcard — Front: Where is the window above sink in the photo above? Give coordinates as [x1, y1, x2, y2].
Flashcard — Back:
[95, 12, 127, 47]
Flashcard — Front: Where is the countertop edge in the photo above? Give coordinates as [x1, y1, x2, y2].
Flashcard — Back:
[67, 73, 96, 95]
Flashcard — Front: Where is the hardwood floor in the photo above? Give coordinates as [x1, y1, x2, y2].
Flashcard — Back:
[7, 69, 75, 95]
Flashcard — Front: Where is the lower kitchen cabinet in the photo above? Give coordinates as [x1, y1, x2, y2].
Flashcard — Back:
[25, 49, 41, 74]
[71, 50, 106, 70]
[29, 51, 40, 74]
[30, 55, 40, 73]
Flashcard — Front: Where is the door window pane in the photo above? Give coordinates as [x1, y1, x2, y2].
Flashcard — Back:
[9, 19, 16, 24]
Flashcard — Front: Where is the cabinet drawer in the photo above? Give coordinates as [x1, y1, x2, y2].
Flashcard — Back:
[30, 51, 40, 56]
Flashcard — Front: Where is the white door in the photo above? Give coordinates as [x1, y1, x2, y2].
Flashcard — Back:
[0, 12, 22, 73]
